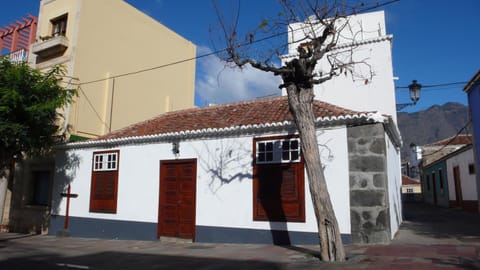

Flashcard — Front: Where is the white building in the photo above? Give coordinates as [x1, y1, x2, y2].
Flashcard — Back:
[281, 11, 397, 122]
[50, 97, 402, 244]
[446, 145, 478, 212]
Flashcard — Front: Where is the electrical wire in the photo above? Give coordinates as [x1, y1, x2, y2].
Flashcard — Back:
[396, 81, 468, 89]
[77, 85, 111, 131]
[421, 119, 472, 158]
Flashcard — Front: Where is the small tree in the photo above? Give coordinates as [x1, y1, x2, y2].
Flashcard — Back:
[213, 0, 378, 261]
[0, 57, 76, 223]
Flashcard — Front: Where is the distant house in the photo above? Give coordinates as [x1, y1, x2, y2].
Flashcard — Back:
[463, 70, 480, 212]
[401, 175, 422, 202]
[50, 97, 403, 245]
[420, 135, 478, 212]
[445, 144, 478, 212]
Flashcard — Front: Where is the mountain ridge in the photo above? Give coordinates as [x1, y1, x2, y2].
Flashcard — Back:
[397, 102, 470, 160]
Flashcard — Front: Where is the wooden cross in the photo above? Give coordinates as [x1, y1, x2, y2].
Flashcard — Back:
[60, 184, 78, 230]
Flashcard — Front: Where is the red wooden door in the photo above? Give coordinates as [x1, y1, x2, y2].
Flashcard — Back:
[158, 159, 197, 240]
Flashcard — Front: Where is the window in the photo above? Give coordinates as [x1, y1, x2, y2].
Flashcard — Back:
[51, 14, 68, 37]
[30, 171, 51, 206]
[90, 150, 119, 213]
[469, 163, 475, 175]
[93, 152, 118, 171]
[256, 138, 300, 164]
[253, 136, 305, 222]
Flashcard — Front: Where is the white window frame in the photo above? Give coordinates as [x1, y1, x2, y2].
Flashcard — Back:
[256, 138, 301, 164]
[93, 152, 118, 171]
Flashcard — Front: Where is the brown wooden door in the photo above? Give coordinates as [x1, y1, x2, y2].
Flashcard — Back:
[158, 159, 196, 240]
[453, 166, 463, 207]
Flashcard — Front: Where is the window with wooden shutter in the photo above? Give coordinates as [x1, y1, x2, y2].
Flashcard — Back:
[90, 150, 119, 213]
[253, 136, 305, 222]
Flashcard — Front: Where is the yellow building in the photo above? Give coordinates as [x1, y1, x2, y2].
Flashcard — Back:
[6, 0, 196, 234]
[30, 0, 196, 138]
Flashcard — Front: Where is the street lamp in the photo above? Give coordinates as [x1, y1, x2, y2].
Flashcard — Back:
[396, 80, 422, 111]
[408, 80, 421, 104]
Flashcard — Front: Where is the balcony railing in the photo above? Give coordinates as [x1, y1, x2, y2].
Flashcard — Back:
[2, 48, 28, 64]
[31, 35, 69, 59]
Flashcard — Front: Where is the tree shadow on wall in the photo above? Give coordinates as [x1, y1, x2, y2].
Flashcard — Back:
[257, 163, 320, 259]
[50, 150, 81, 222]
[256, 163, 291, 245]
[6, 150, 80, 235]
[195, 139, 252, 194]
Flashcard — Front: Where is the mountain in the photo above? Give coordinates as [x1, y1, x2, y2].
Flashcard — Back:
[397, 102, 470, 160]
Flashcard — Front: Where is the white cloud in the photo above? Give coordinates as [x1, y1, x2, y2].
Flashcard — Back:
[195, 46, 282, 106]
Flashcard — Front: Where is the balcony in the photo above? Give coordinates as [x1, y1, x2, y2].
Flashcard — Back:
[31, 35, 69, 59]
[3, 48, 28, 64]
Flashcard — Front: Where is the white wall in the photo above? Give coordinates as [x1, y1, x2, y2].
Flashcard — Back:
[386, 134, 402, 238]
[52, 127, 351, 234]
[282, 11, 397, 122]
[446, 148, 477, 201]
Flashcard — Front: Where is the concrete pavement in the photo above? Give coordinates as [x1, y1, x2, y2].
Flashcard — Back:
[0, 202, 479, 269]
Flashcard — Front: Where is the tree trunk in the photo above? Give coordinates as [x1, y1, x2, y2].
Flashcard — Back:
[286, 85, 346, 262]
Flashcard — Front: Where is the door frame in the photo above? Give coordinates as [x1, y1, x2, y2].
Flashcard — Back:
[157, 159, 197, 240]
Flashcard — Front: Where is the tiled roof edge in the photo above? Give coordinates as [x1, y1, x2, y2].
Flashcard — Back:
[280, 35, 393, 60]
[58, 112, 386, 149]
[382, 115, 402, 149]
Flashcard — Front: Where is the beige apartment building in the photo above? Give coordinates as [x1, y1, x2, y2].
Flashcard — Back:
[5, 0, 196, 234]
[31, 0, 196, 138]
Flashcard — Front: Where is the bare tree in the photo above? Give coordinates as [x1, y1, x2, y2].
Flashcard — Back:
[212, 0, 382, 262]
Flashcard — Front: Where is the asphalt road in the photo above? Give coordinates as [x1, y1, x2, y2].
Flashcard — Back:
[0, 202, 479, 269]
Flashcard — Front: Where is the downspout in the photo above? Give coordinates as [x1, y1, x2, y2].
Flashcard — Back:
[109, 78, 115, 133]
[61, 0, 82, 135]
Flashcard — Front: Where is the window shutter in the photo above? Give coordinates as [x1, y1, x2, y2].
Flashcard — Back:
[254, 163, 305, 222]
[90, 151, 119, 213]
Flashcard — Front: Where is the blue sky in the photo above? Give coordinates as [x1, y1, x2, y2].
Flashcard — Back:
[1, 0, 479, 112]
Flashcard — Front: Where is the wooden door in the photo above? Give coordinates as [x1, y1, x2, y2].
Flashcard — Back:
[158, 159, 197, 240]
[453, 166, 463, 207]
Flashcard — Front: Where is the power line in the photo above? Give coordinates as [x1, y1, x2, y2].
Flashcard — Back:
[396, 81, 468, 89]
[421, 119, 472, 158]
[73, 0, 400, 86]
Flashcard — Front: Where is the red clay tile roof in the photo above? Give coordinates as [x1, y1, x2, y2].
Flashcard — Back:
[402, 175, 420, 185]
[95, 96, 368, 141]
[429, 134, 472, 146]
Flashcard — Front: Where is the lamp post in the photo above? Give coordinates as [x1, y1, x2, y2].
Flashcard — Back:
[397, 80, 422, 111]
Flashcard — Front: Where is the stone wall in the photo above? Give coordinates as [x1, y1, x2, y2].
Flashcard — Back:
[348, 123, 391, 244]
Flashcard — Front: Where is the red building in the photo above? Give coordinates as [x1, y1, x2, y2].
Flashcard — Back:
[0, 15, 37, 63]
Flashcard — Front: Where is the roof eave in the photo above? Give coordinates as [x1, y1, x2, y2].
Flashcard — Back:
[463, 70, 480, 93]
[58, 112, 387, 150]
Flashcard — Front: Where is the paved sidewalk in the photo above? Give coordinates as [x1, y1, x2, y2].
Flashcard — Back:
[0, 203, 479, 269]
